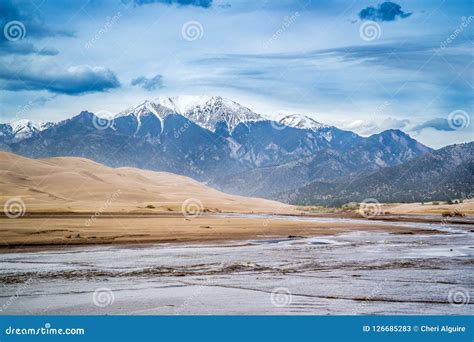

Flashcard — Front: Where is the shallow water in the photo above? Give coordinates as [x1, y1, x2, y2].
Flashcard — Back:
[0, 217, 472, 315]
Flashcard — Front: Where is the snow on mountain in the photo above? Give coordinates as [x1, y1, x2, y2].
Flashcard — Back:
[2, 96, 338, 143]
[116, 100, 174, 120]
[157, 95, 265, 133]
[115, 100, 175, 133]
[3, 96, 434, 201]
[279, 114, 329, 131]
[7, 119, 54, 142]
[157, 95, 207, 115]
[113, 96, 266, 133]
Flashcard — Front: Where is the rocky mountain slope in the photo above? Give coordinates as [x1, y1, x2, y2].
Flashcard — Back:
[1, 96, 433, 199]
[280, 142, 474, 206]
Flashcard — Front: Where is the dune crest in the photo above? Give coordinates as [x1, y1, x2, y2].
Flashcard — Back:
[0, 151, 294, 214]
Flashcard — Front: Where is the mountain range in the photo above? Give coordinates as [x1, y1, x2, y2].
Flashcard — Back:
[2, 95, 469, 205]
[278, 142, 474, 206]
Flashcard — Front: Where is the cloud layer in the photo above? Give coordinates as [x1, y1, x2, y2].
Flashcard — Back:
[0, 0, 471, 149]
[124, 0, 213, 8]
[0, 0, 74, 41]
[412, 118, 456, 132]
[0, 64, 120, 95]
[131, 74, 164, 91]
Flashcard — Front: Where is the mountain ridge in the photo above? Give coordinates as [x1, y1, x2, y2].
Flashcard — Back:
[1, 96, 435, 200]
[279, 142, 474, 206]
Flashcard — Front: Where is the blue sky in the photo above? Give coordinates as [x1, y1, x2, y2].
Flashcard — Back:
[0, 0, 472, 147]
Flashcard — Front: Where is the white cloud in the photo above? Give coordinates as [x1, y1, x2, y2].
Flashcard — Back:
[340, 117, 410, 135]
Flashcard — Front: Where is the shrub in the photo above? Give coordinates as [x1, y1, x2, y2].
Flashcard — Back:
[441, 211, 466, 217]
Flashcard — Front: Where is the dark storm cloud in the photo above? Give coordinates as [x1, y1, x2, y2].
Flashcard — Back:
[0, 0, 74, 41]
[0, 64, 121, 95]
[359, 2, 412, 22]
[124, 0, 212, 8]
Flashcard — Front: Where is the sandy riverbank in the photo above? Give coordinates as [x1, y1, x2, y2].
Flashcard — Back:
[1, 151, 472, 250]
[0, 212, 448, 250]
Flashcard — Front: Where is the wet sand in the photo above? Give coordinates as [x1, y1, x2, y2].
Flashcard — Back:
[0, 213, 450, 249]
[0, 215, 472, 315]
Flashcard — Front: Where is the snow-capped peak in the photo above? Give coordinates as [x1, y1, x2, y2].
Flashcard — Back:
[7, 119, 54, 142]
[115, 100, 175, 133]
[114, 97, 333, 134]
[279, 114, 329, 131]
[115, 95, 265, 133]
[156, 95, 265, 132]
[10, 119, 36, 134]
[116, 100, 174, 119]
[156, 95, 208, 115]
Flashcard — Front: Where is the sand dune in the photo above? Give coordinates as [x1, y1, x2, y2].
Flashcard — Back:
[384, 201, 474, 216]
[0, 151, 295, 214]
[2, 151, 470, 249]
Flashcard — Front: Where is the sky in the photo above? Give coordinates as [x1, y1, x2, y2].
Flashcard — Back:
[0, 0, 472, 148]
